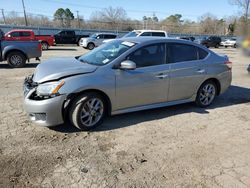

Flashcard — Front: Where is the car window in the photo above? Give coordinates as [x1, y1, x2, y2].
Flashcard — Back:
[66, 31, 74, 36]
[127, 43, 166, 68]
[169, 44, 198, 63]
[152, 32, 165, 37]
[97, 34, 104, 39]
[104, 34, 116, 39]
[198, 48, 208, 60]
[11, 32, 20, 37]
[140, 32, 152, 36]
[21, 32, 31, 37]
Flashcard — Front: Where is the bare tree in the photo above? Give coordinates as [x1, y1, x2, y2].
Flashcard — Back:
[229, 0, 250, 35]
[90, 7, 127, 30]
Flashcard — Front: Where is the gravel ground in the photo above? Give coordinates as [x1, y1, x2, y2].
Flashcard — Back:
[0, 46, 250, 188]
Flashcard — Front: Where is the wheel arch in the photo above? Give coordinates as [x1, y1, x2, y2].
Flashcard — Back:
[62, 89, 112, 121]
[199, 78, 221, 95]
[4, 49, 28, 61]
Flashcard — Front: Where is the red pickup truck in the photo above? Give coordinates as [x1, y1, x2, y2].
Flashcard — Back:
[4, 29, 55, 50]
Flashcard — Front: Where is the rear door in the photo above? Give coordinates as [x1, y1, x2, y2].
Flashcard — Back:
[167, 43, 207, 101]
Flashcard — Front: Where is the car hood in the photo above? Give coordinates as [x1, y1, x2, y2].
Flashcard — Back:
[33, 57, 98, 83]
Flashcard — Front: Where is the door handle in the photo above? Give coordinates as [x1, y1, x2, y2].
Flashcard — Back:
[156, 74, 168, 79]
[197, 69, 205, 74]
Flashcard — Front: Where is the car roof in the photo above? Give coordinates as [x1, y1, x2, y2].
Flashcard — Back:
[119, 37, 196, 44]
[93, 33, 117, 35]
[8, 29, 33, 32]
[133, 30, 167, 33]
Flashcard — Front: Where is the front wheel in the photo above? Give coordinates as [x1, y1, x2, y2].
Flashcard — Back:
[87, 43, 95, 50]
[69, 93, 106, 130]
[7, 51, 27, 68]
[195, 81, 217, 108]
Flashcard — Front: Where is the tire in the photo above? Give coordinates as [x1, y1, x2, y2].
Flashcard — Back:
[7, 51, 27, 68]
[87, 43, 95, 50]
[225, 46, 228, 48]
[215, 44, 219, 48]
[234, 44, 237, 48]
[195, 81, 217, 108]
[69, 93, 106, 130]
[41, 42, 49, 50]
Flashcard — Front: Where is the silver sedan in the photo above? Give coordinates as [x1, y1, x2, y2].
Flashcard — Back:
[23, 37, 232, 130]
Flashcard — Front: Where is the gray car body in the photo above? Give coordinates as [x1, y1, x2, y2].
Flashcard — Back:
[24, 37, 232, 127]
[0, 40, 41, 61]
[79, 33, 117, 48]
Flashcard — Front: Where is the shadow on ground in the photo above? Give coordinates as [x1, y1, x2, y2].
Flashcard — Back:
[0, 63, 39, 69]
[51, 85, 250, 133]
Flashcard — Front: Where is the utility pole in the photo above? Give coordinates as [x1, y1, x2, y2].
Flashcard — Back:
[76, 10, 80, 28]
[21, 0, 28, 26]
[0, 9, 6, 24]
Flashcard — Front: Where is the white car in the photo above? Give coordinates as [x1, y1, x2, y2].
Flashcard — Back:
[221, 38, 237, 48]
[103, 30, 168, 44]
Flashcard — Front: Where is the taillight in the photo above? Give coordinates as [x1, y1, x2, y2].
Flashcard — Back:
[224, 60, 232, 70]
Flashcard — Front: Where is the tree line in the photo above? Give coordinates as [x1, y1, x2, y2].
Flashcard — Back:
[1, 0, 249, 36]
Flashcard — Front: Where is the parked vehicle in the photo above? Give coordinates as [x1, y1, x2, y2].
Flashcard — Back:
[201, 36, 222, 48]
[242, 37, 250, 56]
[23, 37, 232, 130]
[54, 30, 89, 45]
[178, 36, 195, 41]
[79, 33, 117, 50]
[0, 29, 42, 68]
[4, 29, 55, 50]
[103, 30, 168, 44]
[220, 38, 237, 48]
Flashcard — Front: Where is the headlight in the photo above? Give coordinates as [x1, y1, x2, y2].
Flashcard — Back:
[36, 80, 65, 96]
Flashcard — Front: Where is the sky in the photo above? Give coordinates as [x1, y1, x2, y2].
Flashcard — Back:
[0, 0, 241, 21]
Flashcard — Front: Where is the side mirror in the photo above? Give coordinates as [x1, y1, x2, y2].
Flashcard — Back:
[120, 60, 136, 70]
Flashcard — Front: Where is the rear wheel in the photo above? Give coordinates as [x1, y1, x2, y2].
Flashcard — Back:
[215, 44, 219, 48]
[7, 51, 27, 68]
[41, 42, 49, 50]
[69, 93, 106, 130]
[234, 44, 237, 48]
[196, 81, 217, 107]
[87, 43, 95, 50]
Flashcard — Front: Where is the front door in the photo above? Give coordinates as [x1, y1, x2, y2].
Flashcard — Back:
[115, 43, 170, 110]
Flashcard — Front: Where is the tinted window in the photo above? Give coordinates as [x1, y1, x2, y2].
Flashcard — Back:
[104, 34, 116, 39]
[169, 44, 198, 63]
[140, 32, 152, 36]
[21, 32, 31, 37]
[128, 44, 166, 68]
[11, 32, 20, 37]
[198, 48, 208, 59]
[152, 32, 165, 37]
[67, 31, 74, 36]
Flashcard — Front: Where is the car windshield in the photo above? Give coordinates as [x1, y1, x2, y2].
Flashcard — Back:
[78, 40, 136, 66]
[123, 31, 139, 38]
